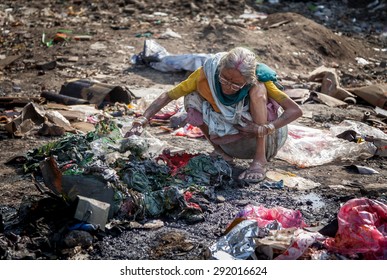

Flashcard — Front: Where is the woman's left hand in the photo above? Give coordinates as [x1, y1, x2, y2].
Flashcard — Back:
[234, 116, 260, 137]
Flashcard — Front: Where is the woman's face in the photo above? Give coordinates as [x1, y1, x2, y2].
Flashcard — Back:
[219, 68, 246, 95]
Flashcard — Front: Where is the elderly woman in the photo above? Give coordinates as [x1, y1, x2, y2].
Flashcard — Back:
[126, 47, 302, 183]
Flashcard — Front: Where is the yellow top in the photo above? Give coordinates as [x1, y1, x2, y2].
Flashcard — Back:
[167, 67, 288, 112]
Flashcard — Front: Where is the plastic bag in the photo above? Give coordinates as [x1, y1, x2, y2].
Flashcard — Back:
[329, 120, 387, 139]
[120, 131, 168, 159]
[276, 124, 377, 168]
[134, 91, 182, 118]
[324, 198, 387, 259]
[131, 39, 212, 72]
[150, 53, 212, 72]
[172, 123, 204, 138]
[236, 205, 307, 229]
[209, 219, 259, 260]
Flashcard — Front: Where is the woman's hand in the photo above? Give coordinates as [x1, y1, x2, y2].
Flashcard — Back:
[234, 117, 274, 138]
[124, 91, 173, 138]
[124, 116, 148, 137]
[234, 117, 258, 137]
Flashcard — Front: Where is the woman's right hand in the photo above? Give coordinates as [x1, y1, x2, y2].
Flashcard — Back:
[124, 116, 148, 137]
[124, 123, 144, 137]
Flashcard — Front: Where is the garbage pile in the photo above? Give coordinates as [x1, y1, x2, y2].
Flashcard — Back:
[208, 198, 387, 260]
[2, 111, 386, 260]
[11, 118, 233, 224]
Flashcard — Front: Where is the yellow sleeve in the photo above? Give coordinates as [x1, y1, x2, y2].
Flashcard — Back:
[167, 68, 201, 100]
[264, 81, 288, 103]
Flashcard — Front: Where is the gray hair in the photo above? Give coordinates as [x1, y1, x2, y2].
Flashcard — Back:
[218, 47, 257, 84]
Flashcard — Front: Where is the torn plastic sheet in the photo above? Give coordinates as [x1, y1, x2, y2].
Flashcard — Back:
[150, 53, 211, 73]
[131, 86, 183, 119]
[276, 123, 378, 168]
[335, 127, 387, 158]
[209, 219, 259, 260]
[329, 120, 387, 139]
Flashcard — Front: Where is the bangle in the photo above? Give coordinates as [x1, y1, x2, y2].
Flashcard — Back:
[264, 123, 276, 135]
[132, 116, 149, 126]
[256, 125, 265, 137]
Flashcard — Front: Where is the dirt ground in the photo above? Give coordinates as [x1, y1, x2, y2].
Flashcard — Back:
[0, 0, 386, 260]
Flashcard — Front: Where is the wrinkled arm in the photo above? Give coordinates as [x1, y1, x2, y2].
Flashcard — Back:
[235, 86, 302, 135]
[271, 97, 303, 129]
[124, 92, 173, 137]
[142, 91, 173, 120]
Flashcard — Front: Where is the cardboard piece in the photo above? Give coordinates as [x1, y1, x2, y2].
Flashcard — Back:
[347, 84, 387, 109]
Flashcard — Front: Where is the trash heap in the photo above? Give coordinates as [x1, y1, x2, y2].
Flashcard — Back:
[17, 118, 233, 228]
[208, 198, 387, 260]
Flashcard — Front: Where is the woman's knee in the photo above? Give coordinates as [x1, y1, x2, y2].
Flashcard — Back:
[184, 92, 205, 126]
[186, 107, 204, 126]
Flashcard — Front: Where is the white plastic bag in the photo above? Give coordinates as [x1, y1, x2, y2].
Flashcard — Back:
[329, 120, 387, 139]
[276, 124, 377, 168]
[119, 131, 168, 159]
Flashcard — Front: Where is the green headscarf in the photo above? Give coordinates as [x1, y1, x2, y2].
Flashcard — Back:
[213, 69, 251, 106]
[214, 63, 278, 106]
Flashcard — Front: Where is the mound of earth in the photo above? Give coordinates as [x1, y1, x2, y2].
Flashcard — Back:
[261, 12, 378, 61]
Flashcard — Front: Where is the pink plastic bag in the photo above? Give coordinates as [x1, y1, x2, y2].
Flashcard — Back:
[236, 205, 308, 228]
[173, 124, 204, 138]
[324, 198, 387, 259]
